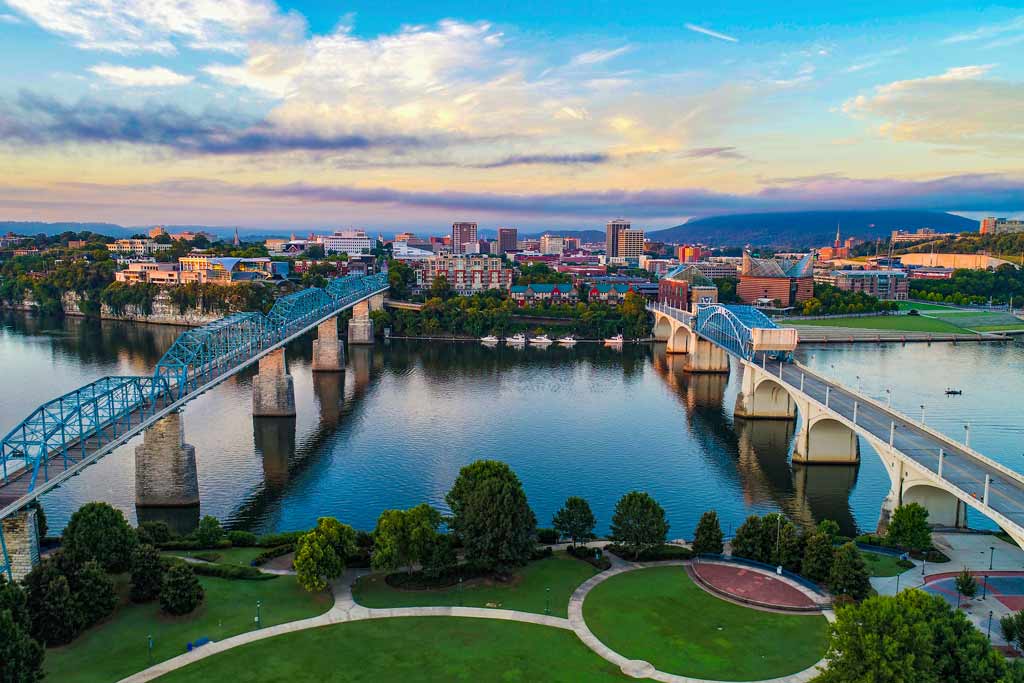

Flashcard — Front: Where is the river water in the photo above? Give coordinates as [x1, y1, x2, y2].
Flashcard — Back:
[2, 311, 1021, 539]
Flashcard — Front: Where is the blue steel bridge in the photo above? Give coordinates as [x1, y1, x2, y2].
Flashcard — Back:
[0, 273, 387, 579]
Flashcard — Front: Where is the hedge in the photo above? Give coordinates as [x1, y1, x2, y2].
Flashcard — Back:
[163, 556, 275, 581]
[251, 544, 294, 567]
[566, 544, 611, 570]
[605, 544, 694, 561]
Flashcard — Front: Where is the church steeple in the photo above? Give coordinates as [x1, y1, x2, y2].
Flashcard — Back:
[834, 223, 841, 249]
[233, 226, 240, 246]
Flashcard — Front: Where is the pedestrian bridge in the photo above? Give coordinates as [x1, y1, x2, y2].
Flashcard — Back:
[649, 301, 1024, 548]
[0, 273, 387, 579]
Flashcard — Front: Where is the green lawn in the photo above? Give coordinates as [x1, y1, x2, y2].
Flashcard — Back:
[167, 546, 267, 566]
[352, 551, 599, 618]
[860, 550, 908, 577]
[788, 315, 966, 333]
[154, 617, 628, 682]
[897, 301, 962, 311]
[583, 566, 828, 681]
[44, 573, 331, 683]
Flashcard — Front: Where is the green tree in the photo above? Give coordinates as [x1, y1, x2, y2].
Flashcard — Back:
[956, 568, 978, 600]
[447, 460, 537, 571]
[195, 515, 224, 548]
[22, 560, 82, 646]
[430, 274, 453, 300]
[1001, 611, 1024, 651]
[802, 532, 836, 584]
[294, 517, 358, 592]
[691, 510, 724, 555]
[422, 535, 458, 579]
[552, 496, 596, 547]
[816, 519, 840, 541]
[387, 259, 416, 300]
[72, 560, 116, 627]
[63, 502, 137, 572]
[136, 521, 173, 547]
[730, 515, 766, 562]
[372, 504, 443, 573]
[828, 542, 871, 601]
[610, 491, 669, 560]
[762, 513, 802, 572]
[130, 544, 165, 603]
[159, 564, 204, 616]
[886, 503, 932, 552]
[0, 575, 44, 683]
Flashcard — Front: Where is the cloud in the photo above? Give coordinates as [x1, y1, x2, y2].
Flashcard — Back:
[684, 146, 744, 159]
[0, 13, 23, 24]
[684, 23, 738, 43]
[6, 0, 303, 54]
[569, 47, 631, 67]
[842, 65, 1024, 152]
[88, 64, 194, 87]
[942, 15, 1024, 45]
[475, 153, 609, 168]
[0, 91, 427, 154]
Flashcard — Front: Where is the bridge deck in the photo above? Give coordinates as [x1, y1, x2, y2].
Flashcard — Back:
[769, 361, 1024, 530]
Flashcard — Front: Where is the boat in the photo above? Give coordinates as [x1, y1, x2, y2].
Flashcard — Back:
[530, 334, 553, 345]
[945, 388, 963, 396]
[604, 334, 624, 345]
[480, 335, 499, 344]
[507, 333, 526, 345]
[557, 336, 577, 345]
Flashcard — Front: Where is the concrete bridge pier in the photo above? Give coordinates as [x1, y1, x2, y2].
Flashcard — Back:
[683, 335, 730, 373]
[252, 348, 296, 417]
[792, 414, 860, 464]
[312, 317, 345, 372]
[134, 411, 200, 508]
[348, 300, 374, 345]
[734, 363, 797, 419]
[1, 508, 40, 580]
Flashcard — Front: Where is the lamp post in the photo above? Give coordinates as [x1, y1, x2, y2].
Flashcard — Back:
[886, 388, 892, 408]
[895, 571, 901, 594]
[147, 635, 153, 664]
[545, 587, 551, 616]
[920, 404, 926, 425]
[458, 577, 463, 606]
[990, 546, 995, 571]
[256, 600, 262, 628]
[964, 424, 970, 448]
[982, 573, 988, 600]
[988, 610, 994, 641]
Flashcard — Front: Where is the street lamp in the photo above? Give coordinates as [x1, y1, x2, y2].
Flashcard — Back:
[920, 404, 926, 425]
[988, 610, 994, 640]
[147, 635, 153, 664]
[886, 388, 892, 408]
[256, 600, 262, 628]
[964, 424, 970, 448]
[990, 546, 995, 571]
[545, 587, 551, 616]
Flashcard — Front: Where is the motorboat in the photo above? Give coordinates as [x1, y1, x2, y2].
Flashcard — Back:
[507, 333, 526, 345]
[530, 334, 553, 345]
[480, 335, 499, 344]
[945, 388, 963, 396]
[557, 336, 577, 345]
[604, 334, 624, 345]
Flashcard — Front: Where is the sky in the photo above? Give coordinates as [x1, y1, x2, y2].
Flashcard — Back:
[0, 1, 1022, 232]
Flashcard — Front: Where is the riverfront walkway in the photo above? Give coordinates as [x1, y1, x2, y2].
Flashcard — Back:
[119, 554, 830, 683]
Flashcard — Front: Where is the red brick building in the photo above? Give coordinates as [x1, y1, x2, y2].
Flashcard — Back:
[737, 252, 814, 307]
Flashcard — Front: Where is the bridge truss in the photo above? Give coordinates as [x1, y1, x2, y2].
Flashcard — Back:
[0, 272, 387, 578]
[694, 304, 788, 361]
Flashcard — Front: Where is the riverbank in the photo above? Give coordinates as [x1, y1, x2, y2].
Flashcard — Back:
[2, 292, 219, 327]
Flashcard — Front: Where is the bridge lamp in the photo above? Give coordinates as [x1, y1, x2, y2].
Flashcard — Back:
[989, 546, 995, 571]
[964, 424, 970, 448]
[920, 405, 926, 424]
[885, 388, 892, 408]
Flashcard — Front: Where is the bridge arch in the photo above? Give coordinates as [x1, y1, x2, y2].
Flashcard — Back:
[902, 481, 968, 528]
[653, 314, 673, 342]
[794, 416, 859, 464]
[668, 324, 691, 354]
[750, 376, 797, 419]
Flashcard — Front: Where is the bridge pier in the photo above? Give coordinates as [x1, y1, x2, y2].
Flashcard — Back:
[312, 317, 345, 372]
[252, 348, 296, 417]
[135, 411, 200, 508]
[792, 415, 860, 464]
[683, 335, 730, 373]
[734, 363, 797, 419]
[348, 301, 374, 345]
[1, 508, 40, 580]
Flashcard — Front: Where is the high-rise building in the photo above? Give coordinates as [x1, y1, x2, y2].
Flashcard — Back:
[322, 230, 373, 255]
[606, 219, 629, 256]
[676, 245, 706, 263]
[497, 227, 518, 254]
[452, 222, 478, 254]
[619, 229, 645, 262]
[980, 217, 1024, 235]
[563, 237, 581, 251]
[539, 234, 565, 255]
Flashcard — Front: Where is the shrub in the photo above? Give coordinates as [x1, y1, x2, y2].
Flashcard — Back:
[187, 562, 272, 581]
[609, 491, 669, 560]
[136, 521, 174, 547]
[130, 545, 165, 603]
[692, 510, 724, 555]
[195, 515, 224, 549]
[252, 544, 295, 567]
[72, 560, 117, 627]
[530, 546, 554, 561]
[226, 530, 258, 547]
[257, 531, 306, 548]
[567, 544, 612, 570]
[551, 497, 596, 547]
[160, 564, 204, 615]
[886, 503, 931, 553]
[0, 579, 44, 683]
[802, 532, 836, 584]
[896, 558, 915, 569]
[23, 560, 83, 646]
[1001, 611, 1024, 650]
[537, 528, 560, 545]
[158, 539, 232, 551]
[606, 544, 693, 562]
[955, 568, 978, 599]
[64, 502, 137, 572]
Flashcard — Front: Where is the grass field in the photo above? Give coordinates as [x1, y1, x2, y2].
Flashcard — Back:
[787, 315, 967, 333]
[167, 547, 267, 566]
[860, 550, 909, 577]
[926, 311, 1024, 332]
[352, 551, 598, 618]
[582, 566, 828, 681]
[154, 617, 629, 682]
[897, 301, 961, 311]
[45, 573, 330, 683]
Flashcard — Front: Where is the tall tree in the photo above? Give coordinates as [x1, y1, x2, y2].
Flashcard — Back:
[63, 501, 137, 572]
[295, 517, 358, 592]
[610, 491, 669, 559]
[730, 515, 765, 562]
[159, 564, 204, 616]
[0, 576, 44, 683]
[887, 503, 932, 552]
[552, 497, 597, 547]
[22, 561, 82, 647]
[829, 542, 871, 601]
[372, 504, 442, 573]
[802, 532, 836, 584]
[691, 510, 724, 555]
[130, 544, 165, 603]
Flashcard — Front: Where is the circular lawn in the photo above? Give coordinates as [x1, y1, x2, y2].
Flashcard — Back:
[582, 566, 828, 681]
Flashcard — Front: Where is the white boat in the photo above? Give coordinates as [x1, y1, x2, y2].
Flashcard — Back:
[557, 336, 577, 345]
[507, 333, 526, 345]
[480, 335, 499, 344]
[604, 334, 624, 345]
[530, 334, 553, 345]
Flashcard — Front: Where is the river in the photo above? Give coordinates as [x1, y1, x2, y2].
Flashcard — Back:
[1, 310, 1021, 539]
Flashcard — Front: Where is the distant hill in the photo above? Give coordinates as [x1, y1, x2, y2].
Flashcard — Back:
[478, 228, 606, 242]
[0, 221, 137, 237]
[648, 211, 979, 248]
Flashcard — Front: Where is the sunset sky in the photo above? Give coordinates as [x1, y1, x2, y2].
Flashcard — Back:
[0, 1, 1021, 231]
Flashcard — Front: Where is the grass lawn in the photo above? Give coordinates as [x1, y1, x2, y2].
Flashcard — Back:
[154, 617, 628, 682]
[44, 573, 331, 683]
[860, 550, 909, 577]
[583, 566, 827, 681]
[166, 546, 267, 566]
[352, 551, 598, 618]
[788, 315, 966, 333]
[897, 301, 962, 311]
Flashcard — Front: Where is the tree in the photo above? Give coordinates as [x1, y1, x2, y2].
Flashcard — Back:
[422, 535, 458, 580]
[1002, 611, 1024, 651]
[136, 521, 173, 547]
[762, 513, 802, 572]
[691, 510, 724, 555]
[294, 517, 358, 592]
[430, 274, 453, 300]
[387, 259, 416, 300]
[887, 503, 932, 552]
[372, 504, 442, 573]
[818, 590, 1008, 683]
[802, 532, 836, 584]
[63, 502, 137, 572]
[23, 560, 82, 646]
[0, 576, 44, 683]
[130, 544, 165, 603]
[552, 497, 596, 547]
[956, 568, 978, 600]
[610, 491, 669, 559]
[816, 519, 840, 541]
[450, 462, 537, 571]
[730, 515, 765, 562]
[195, 515, 224, 548]
[159, 564, 204, 616]
[72, 560, 117, 627]
[828, 542, 871, 601]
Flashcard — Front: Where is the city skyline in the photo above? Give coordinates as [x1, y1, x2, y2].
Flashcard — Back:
[0, 1, 1022, 229]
